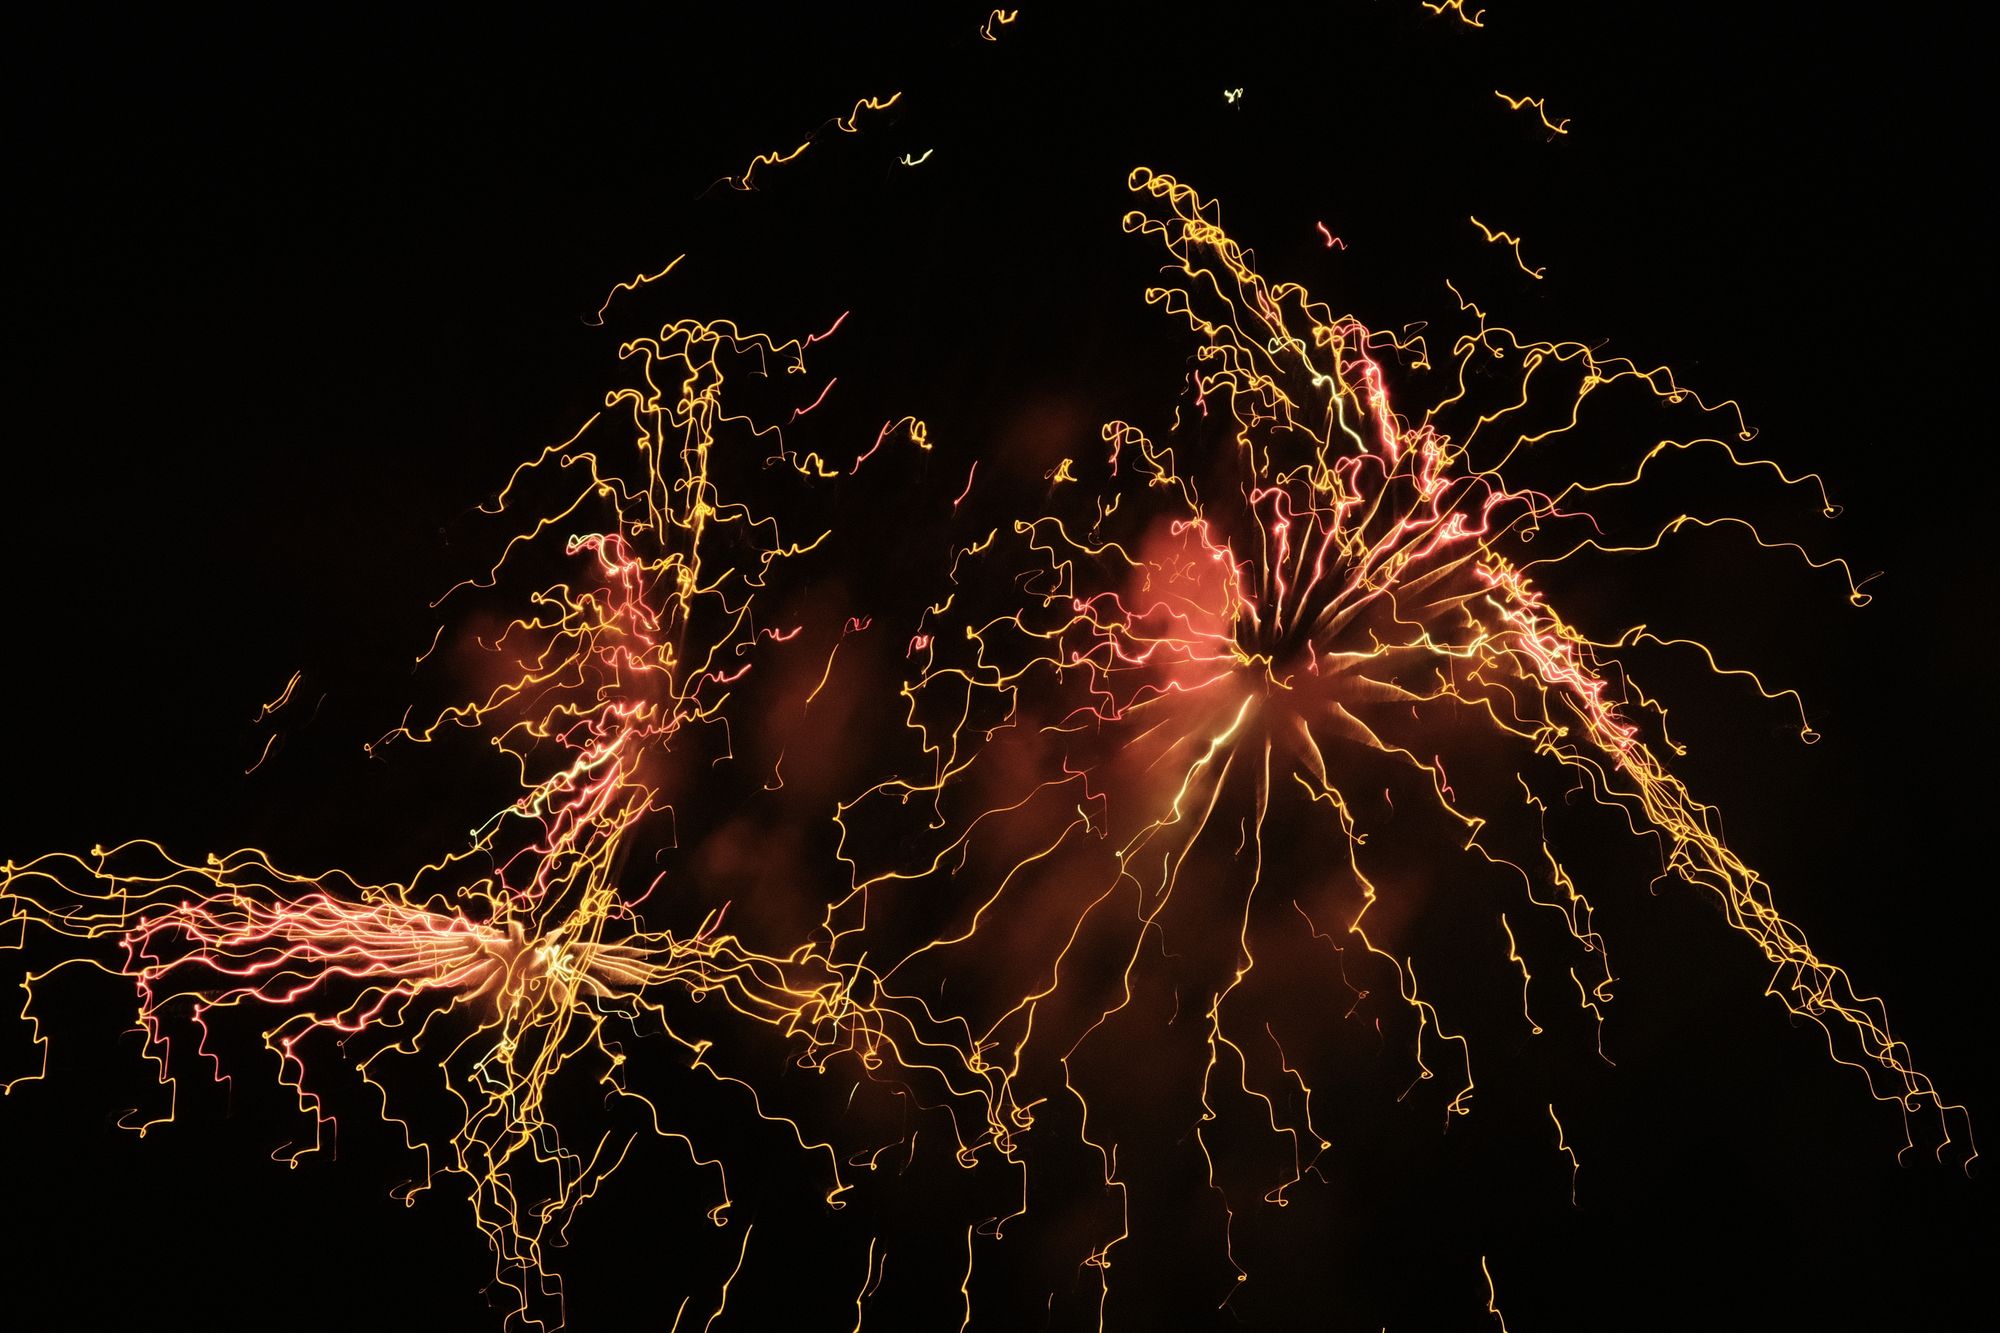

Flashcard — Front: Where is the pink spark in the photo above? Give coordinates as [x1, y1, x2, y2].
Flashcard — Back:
[791, 377, 839, 422]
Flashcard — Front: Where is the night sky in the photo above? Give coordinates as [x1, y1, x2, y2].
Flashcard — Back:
[3, 5, 1990, 1329]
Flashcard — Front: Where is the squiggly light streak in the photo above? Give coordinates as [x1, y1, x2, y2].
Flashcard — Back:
[715, 93, 902, 192]
[585, 255, 685, 327]
[1495, 90, 1571, 135]
[1470, 214, 1545, 279]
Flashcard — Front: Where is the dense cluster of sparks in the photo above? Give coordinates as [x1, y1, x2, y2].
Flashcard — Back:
[2, 153, 1971, 1328]
[3, 316, 953, 1324]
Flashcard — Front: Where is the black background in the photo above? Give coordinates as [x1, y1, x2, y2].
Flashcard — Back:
[2, 3, 1990, 1329]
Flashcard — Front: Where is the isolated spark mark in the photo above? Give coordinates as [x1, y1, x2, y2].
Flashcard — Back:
[1422, 0, 1487, 27]
[1549, 1102, 1581, 1204]
[242, 734, 280, 775]
[714, 92, 902, 192]
[848, 415, 930, 475]
[980, 9, 1018, 41]
[704, 1223, 754, 1333]
[1470, 214, 1545, 278]
[828, 168, 1971, 1312]
[791, 376, 840, 421]
[585, 255, 686, 327]
[1481, 1255, 1510, 1331]
[1495, 90, 1571, 136]
[255, 669, 303, 721]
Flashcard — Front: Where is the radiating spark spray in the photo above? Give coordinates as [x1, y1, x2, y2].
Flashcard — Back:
[828, 168, 1971, 1310]
[0, 311, 975, 1328]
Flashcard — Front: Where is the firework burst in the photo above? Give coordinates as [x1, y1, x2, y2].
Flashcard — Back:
[0, 313, 971, 1327]
[823, 167, 1971, 1310]
[2, 9, 1980, 1326]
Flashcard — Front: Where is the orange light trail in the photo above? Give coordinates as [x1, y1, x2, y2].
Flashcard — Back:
[1494, 90, 1571, 135]
[714, 92, 903, 192]
[1469, 214, 1546, 279]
